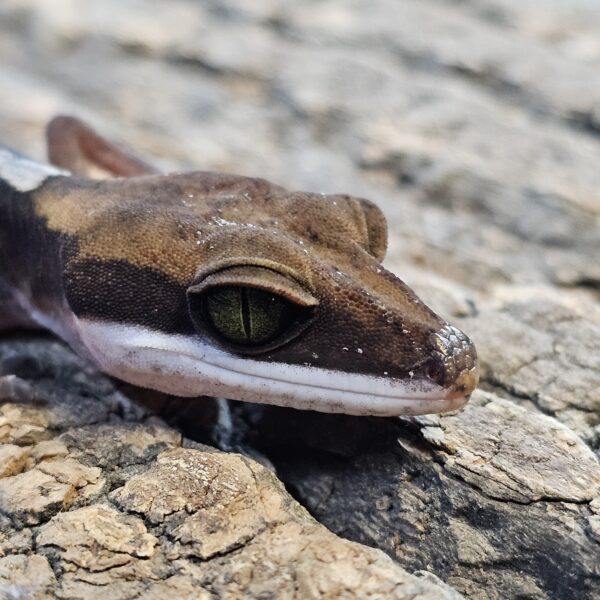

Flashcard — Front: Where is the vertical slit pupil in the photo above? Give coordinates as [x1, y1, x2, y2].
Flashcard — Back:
[199, 284, 306, 347]
[240, 287, 251, 341]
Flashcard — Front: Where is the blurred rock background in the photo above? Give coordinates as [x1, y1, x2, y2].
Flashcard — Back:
[1, 0, 599, 292]
[0, 1, 599, 598]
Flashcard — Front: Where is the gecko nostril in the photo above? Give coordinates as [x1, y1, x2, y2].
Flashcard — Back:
[425, 355, 446, 386]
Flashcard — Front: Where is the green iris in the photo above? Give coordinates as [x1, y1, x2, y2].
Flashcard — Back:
[204, 286, 294, 346]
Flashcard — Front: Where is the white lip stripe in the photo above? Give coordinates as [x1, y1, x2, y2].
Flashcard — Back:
[74, 319, 465, 417]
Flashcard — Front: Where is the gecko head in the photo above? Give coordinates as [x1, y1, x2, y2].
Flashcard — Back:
[180, 204, 480, 416]
[40, 171, 479, 417]
[36, 116, 478, 416]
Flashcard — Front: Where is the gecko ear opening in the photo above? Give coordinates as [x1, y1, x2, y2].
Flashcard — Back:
[46, 115, 159, 179]
[187, 266, 318, 353]
[349, 197, 388, 261]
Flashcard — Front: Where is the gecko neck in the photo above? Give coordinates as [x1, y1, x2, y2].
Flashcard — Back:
[0, 149, 68, 331]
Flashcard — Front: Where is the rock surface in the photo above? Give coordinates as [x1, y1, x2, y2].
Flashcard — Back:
[0, 1, 599, 599]
[0, 338, 460, 600]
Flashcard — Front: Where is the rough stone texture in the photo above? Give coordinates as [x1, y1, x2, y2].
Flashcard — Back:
[462, 300, 600, 446]
[0, 341, 460, 600]
[0, 1, 599, 599]
[240, 397, 599, 599]
[421, 394, 599, 504]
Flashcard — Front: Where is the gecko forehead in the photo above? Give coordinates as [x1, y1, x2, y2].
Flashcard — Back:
[33, 172, 385, 282]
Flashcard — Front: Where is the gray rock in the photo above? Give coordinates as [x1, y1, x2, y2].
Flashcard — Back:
[245, 396, 599, 599]
[462, 300, 600, 445]
[0, 337, 461, 600]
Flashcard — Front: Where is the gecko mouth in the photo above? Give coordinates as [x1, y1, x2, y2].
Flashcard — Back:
[75, 319, 475, 416]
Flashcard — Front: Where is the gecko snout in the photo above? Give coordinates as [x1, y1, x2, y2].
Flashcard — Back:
[425, 324, 479, 401]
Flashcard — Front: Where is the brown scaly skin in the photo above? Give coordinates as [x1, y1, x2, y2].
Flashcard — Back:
[0, 117, 479, 415]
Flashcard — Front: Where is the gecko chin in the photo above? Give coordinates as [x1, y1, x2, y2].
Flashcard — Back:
[73, 319, 475, 416]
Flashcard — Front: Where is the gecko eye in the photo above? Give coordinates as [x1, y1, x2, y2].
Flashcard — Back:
[187, 265, 319, 352]
[202, 286, 301, 346]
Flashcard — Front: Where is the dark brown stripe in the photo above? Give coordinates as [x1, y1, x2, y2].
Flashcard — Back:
[1, 182, 64, 301]
[64, 259, 194, 334]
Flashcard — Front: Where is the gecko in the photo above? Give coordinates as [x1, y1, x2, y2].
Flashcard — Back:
[0, 116, 478, 416]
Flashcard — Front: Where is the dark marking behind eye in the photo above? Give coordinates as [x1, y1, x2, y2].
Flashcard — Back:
[64, 258, 193, 333]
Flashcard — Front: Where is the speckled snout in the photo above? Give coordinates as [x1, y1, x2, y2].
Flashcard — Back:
[427, 324, 479, 400]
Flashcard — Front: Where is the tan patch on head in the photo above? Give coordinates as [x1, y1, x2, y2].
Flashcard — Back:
[32, 173, 387, 287]
[34, 176, 209, 283]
